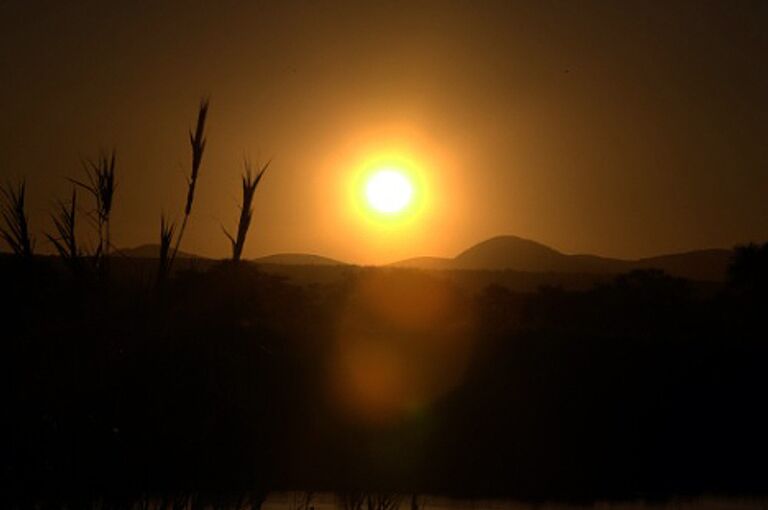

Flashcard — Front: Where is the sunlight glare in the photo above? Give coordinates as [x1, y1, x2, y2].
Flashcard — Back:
[365, 169, 413, 214]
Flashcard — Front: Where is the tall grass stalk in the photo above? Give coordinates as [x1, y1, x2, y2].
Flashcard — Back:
[157, 214, 176, 284]
[71, 150, 116, 267]
[223, 159, 269, 262]
[170, 98, 209, 269]
[46, 188, 80, 271]
[0, 180, 34, 258]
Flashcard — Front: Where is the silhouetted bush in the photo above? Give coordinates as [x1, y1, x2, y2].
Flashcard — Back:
[729, 242, 768, 295]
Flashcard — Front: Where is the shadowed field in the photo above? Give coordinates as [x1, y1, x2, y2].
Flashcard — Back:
[1, 243, 767, 507]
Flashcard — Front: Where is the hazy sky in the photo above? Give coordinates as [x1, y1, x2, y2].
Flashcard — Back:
[1, 1, 767, 264]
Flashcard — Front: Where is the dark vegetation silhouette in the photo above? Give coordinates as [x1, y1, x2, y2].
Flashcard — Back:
[70, 151, 117, 271]
[338, 492, 401, 510]
[0, 180, 34, 259]
[167, 98, 209, 276]
[728, 242, 768, 297]
[1, 101, 767, 508]
[157, 213, 177, 285]
[45, 188, 80, 274]
[223, 159, 270, 263]
[289, 491, 315, 510]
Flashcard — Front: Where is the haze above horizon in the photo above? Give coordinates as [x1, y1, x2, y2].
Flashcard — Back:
[1, 1, 767, 265]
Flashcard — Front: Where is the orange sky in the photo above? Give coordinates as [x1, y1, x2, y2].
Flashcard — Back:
[1, 1, 767, 264]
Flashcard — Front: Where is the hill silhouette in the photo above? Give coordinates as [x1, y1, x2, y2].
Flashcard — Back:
[634, 249, 733, 282]
[388, 255, 454, 270]
[120, 244, 201, 259]
[116, 236, 733, 282]
[252, 253, 345, 266]
[393, 235, 732, 281]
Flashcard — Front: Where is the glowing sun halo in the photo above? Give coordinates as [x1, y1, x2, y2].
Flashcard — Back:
[364, 169, 413, 214]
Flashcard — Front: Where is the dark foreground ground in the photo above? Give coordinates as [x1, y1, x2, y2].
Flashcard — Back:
[1, 248, 767, 508]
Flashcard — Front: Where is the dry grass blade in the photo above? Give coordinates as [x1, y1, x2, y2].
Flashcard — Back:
[186, 98, 209, 216]
[70, 150, 116, 262]
[157, 214, 176, 284]
[0, 179, 34, 258]
[46, 188, 80, 268]
[170, 97, 209, 269]
[223, 158, 270, 262]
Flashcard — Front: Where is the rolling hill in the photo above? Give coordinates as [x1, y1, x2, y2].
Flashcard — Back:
[392, 235, 733, 282]
[119, 236, 736, 282]
[118, 244, 201, 259]
[252, 253, 346, 266]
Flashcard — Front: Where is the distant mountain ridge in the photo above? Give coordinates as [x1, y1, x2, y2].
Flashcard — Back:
[120, 236, 736, 282]
[252, 253, 345, 266]
[392, 235, 733, 282]
[119, 246, 345, 266]
[118, 244, 200, 259]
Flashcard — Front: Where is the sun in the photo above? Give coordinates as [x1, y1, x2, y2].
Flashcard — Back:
[346, 153, 428, 229]
[364, 169, 413, 214]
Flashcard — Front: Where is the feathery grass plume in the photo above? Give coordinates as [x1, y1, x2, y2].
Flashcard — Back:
[71, 150, 116, 266]
[0, 179, 34, 258]
[170, 97, 209, 268]
[223, 158, 270, 262]
[157, 214, 176, 284]
[46, 188, 80, 270]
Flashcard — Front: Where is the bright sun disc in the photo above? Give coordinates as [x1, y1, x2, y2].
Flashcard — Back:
[365, 169, 413, 214]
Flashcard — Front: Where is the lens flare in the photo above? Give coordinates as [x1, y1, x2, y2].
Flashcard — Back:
[331, 271, 475, 424]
